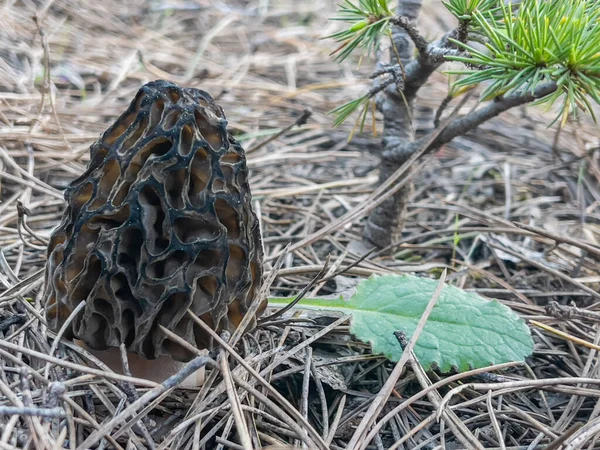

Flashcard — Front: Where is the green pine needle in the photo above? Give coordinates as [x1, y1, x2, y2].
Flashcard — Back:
[446, 0, 600, 123]
[327, 0, 600, 128]
[329, 95, 371, 128]
[443, 0, 501, 19]
[326, 0, 395, 62]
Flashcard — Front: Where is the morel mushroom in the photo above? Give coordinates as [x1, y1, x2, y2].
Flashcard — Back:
[44, 80, 265, 369]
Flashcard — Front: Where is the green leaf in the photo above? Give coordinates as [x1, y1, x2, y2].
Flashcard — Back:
[269, 275, 533, 372]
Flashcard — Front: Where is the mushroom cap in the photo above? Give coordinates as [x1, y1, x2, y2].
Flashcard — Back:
[43, 80, 265, 361]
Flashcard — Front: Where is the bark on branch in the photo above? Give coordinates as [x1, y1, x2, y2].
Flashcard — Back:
[383, 82, 558, 163]
[380, 32, 457, 104]
[364, 81, 558, 248]
[391, 16, 429, 56]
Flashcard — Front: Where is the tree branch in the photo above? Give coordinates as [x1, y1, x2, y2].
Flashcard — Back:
[375, 24, 461, 100]
[383, 82, 558, 163]
[456, 18, 469, 44]
[390, 0, 423, 63]
[391, 16, 429, 57]
[384, 30, 458, 100]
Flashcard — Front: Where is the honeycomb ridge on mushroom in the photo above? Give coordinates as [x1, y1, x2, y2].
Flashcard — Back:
[43, 80, 264, 361]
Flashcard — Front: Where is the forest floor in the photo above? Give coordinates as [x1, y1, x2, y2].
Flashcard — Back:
[1, 0, 600, 449]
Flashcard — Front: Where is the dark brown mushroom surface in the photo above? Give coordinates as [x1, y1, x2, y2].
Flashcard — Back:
[43, 80, 264, 362]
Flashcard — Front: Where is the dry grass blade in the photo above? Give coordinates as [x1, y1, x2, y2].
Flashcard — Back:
[185, 310, 330, 450]
[260, 256, 331, 323]
[1, 0, 600, 448]
[406, 341, 484, 450]
[348, 269, 448, 450]
[530, 320, 600, 351]
[513, 221, 600, 258]
[219, 348, 252, 450]
[0, 338, 159, 387]
[78, 355, 212, 449]
[438, 376, 600, 420]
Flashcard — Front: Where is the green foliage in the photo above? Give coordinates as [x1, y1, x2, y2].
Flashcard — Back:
[269, 275, 534, 372]
[446, 0, 600, 124]
[444, 0, 506, 40]
[327, 0, 394, 62]
[443, 0, 501, 19]
[326, 0, 395, 127]
[330, 94, 371, 128]
[328, 0, 600, 127]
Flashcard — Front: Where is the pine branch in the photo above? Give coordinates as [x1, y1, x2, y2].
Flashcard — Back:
[383, 82, 558, 163]
[343, 35, 459, 122]
[386, 31, 457, 100]
[390, 15, 429, 57]
[332, 35, 458, 126]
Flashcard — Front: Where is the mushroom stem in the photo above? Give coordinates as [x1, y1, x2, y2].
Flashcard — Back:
[75, 340, 206, 389]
